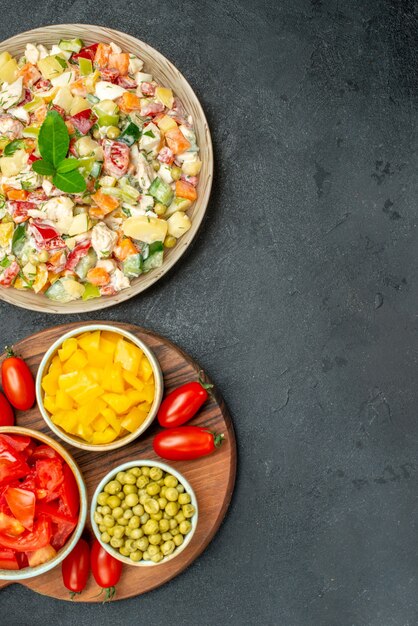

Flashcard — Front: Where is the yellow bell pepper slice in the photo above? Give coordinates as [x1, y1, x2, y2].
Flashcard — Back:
[102, 393, 131, 415]
[62, 349, 88, 374]
[78, 330, 101, 352]
[58, 337, 78, 362]
[121, 407, 149, 433]
[122, 370, 144, 391]
[92, 426, 117, 444]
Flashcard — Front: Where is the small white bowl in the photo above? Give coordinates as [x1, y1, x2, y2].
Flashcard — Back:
[91, 459, 198, 567]
[0, 426, 88, 581]
[36, 324, 164, 452]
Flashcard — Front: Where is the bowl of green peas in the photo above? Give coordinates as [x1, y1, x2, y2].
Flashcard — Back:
[91, 460, 198, 566]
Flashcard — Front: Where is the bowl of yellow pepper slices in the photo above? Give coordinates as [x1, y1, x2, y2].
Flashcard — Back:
[36, 325, 163, 451]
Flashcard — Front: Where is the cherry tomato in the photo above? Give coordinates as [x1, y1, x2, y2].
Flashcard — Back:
[62, 538, 90, 598]
[153, 426, 225, 461]
[157, 379, 213, 428]
[1, 348, 35, 410]
[0, 392, 14, 426]
[90, 540, 122, 601]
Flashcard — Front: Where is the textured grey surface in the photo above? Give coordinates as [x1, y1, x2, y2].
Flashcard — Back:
[0, 1, 417, 625]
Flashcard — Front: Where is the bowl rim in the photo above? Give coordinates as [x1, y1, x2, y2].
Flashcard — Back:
[0, 426, 87, 581]
[36, 324, 164, 452]
[0, 24, 213, 314]
[90, 459, 198, 567]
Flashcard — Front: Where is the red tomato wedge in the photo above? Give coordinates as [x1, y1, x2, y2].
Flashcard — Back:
[35, 458, 64, 500]
[0, 548, 19, 570]
[0, 437, 29, 484]
[0, 516, 51, 552]
[59, 464, 80, 519]
[1, 348, 35, 411]
[5, 487, 35, 531]
[0, 511, 25, 535]
[0, 434, 30, 452]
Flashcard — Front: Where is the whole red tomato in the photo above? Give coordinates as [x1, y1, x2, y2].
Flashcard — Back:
[157, 379, 213, 428]
[62, 538, 90, 598]
[1, 348, 35, 410]
[91, 540, 122, 601]
[0, 391, 14, 426]
[153, 426, 225, 461]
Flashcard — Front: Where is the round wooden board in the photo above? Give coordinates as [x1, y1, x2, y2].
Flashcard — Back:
[0, 322, 236, 601]
[0, 24, 213, 313]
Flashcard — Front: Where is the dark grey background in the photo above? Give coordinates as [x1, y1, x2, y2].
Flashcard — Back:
[0, 1, 417, 624]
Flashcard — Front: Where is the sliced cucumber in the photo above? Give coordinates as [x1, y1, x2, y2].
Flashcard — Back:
[148, 177, 174, 206]
[123, 253, 143, 278]
[143, 241, 164, 272]
[74, 248, 97, 279]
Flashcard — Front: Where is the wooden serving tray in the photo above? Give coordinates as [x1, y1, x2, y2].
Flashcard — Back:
[0, 322, 236, 601]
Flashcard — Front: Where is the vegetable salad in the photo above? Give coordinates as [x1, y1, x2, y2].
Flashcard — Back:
[0, 38, 202, 302]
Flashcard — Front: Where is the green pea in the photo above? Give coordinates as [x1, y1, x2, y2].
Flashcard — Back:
[147, 545, 160, 557]
[117, 517, 129, 527]
[97, 492, 109, 506]
[121, 501, 129, 510]
[130, 550, 143, 562]
[161, 540, 175, 556]
[130, 528, 143, 539]
[159, 519, 170, 533]
[96, 506, 103, 513]
[158, 497, 167, 510]
[110, 537, 123, 548]
[149, 533, 162, 546]
[152, 159, 160, 172]
[176, 484, 185, 494]
[138, 488, 147, 497]
[119, 546, 130, 557]
[144, 499, 159, 515]
[124, 527, 132, 538]
[112, 506, 124, 519]
[123, 509, 133, 520]
[106, 126, 121, 139]
[123, 484, 137, 495]
[164, 475, 178, 488]
[160, 486, 167, 497]
[125, 493, 139, 507]
[178, 493, 191, 505]
[171, 166, 182, 181]
[142, 467, 150, 476]
[124, 472, 137, 485]
[175, 511, 185, 524]
[107, 495, 121, 509]
[179, 520, 192, 535]
[151, 553, 163, 563]
[129, 467, 141, 477]
[132, 504, 144, 516]
[146, 482, 160, 496]
[94, 512, 103, 524]
[140, 513, 149, 524]
[101, 532, 111, 543]
[165, 487, 179, 502]
[165, 501, 179, 517]
[136, 475, 149, 488]
[125, 539, 136, 553]
[99, 523, 106, 533]
[150, 512, 163, 521]
[170, 526, 180, 536]
[128, 515, 140, 529]
[101, 505, 111, 516]
[149, 467, 163, 481]
[173, 534, 184, 547]
[105, 480, 122, 494]
[143, 519, 159, 535]
[161, 532, 172, 542]
[154, 203, 166, 216]
[136, 537, 149, 551]
[139, 494, 149, 505]
[163, 512, 170, 520]
[113, 525, 125, 539]
[103, 514, 115, 528]
[157, 478, 165, 486]
[143, 550, 150, 560]
[116, 472, 126, 484]
[183, 504, 196, 518]
[107, 526, 114, 536]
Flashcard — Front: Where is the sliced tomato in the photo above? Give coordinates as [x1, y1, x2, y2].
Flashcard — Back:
[0, 548, 19, 570]
[73, 43, 99, 62]
[59, 464, 79, 518]
[35, 458, 64, 501]
[68, 109, 96, 135]
[37, 502, 77, 551]
[0, 512, 25, 536]
[0, 437, 29, 484]
[5, 487, 35, 531]
[26, 543, 56, 567]
[0, 434, 31, 452]
[0, 516, 50, 552]
[30, 444, 60, 461]
[103, 140, 130, 178]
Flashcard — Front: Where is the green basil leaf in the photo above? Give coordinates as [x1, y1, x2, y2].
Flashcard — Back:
[38, 110, 69, 167]
[53, 169, 86, 193]
[56, 158, 82, 173]
[31, 159, 56, 176]
[4, 139, 25, 156]
[12, 223, 27, 256]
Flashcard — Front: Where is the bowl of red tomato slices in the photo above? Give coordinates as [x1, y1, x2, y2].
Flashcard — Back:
[0, 426, 87, 580]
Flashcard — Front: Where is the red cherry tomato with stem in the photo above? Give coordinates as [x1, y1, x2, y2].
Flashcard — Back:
[62, 538, 90, 599]
[1, 347, 35, 410]
[0, 391, 14, 426]
[157, 376, 213, 428]
[153, 426, 224, 461]
[90, 540, 122, 601]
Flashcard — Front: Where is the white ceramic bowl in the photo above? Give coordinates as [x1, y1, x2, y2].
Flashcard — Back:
[0, 427, 88, 581]
[91, 459, 198, 567]
[36, 324, 163, 452]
